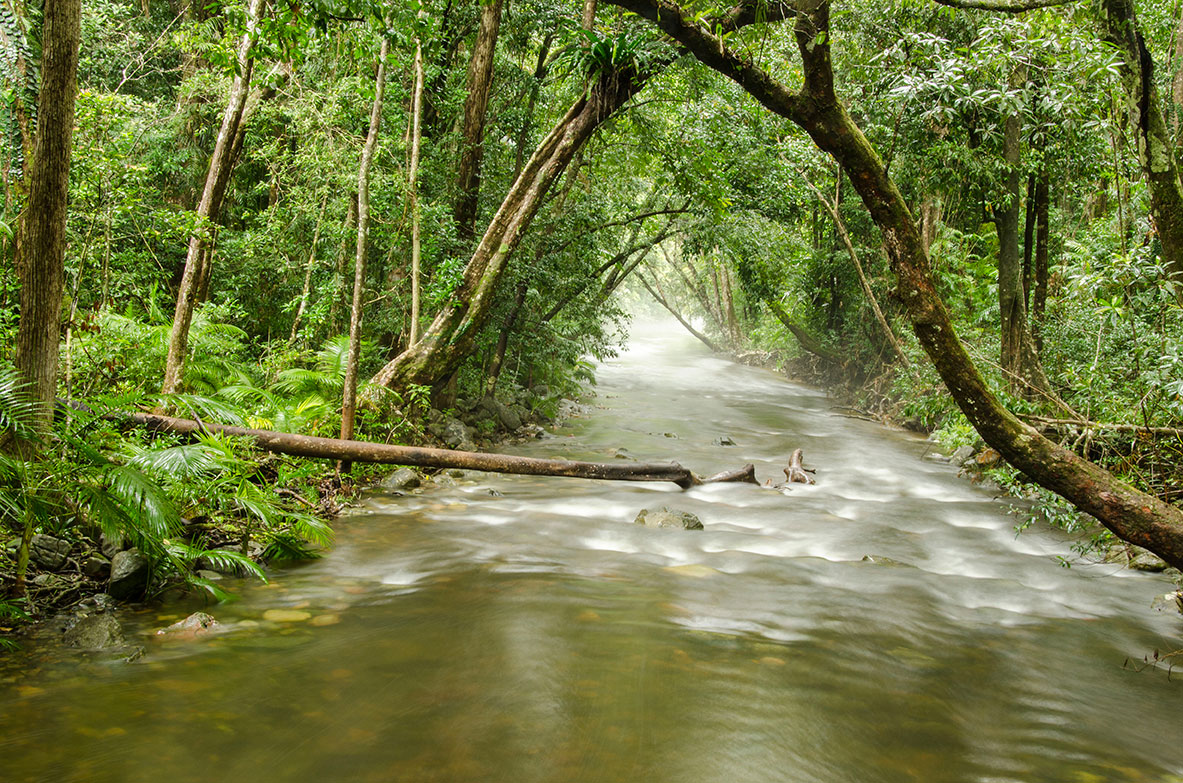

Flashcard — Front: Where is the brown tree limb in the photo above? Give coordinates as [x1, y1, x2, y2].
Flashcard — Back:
[121, 412, 762, 490]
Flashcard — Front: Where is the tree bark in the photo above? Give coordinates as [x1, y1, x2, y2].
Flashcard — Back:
[484, 280, 528, 397]
[453, 0, 505, 240]
[608, 0, 1183, 571]
[12, 0, 81, 438]
[340, 36, 390, 469]
[1032, 172, 1050, 347]
[121, 411, 761, 490]
[162, 0, 265, 395]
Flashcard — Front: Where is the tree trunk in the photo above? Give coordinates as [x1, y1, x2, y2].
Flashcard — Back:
[1032, 172, 1050, 348]
[1104, 0, 1183, 301]
[484, 280, 528, 397]
[995, 79, 1051, 397]
[162, 0, 265, 395]
[289, 194, 329, 344]
[638, 273, 722, 353]
[801, 169, 908, 367]
[408, 28, 426, 346]
[370, 65, 647, 393]
[453, 0, 504, 240]
[340, 36, 390, 467]
[611, 0, 1183, 571]
[327, 193, 359, 336]
[12, 0, 81, 438]
[766, 300, 841, 364]
[121, 411, 761, 490]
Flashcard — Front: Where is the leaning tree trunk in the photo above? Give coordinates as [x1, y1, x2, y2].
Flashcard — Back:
[610, 0, 1183, 571]
[453, 0, 504, 241]
[162, 0, 265, 395]
[369, 66, 647, 393]
[12, 0, 81, 439]
[339, 36, 390, 469]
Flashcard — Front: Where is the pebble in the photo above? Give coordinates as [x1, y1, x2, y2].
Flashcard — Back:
[262, 609, 312, 623]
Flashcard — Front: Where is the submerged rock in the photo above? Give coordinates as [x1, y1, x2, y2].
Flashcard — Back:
[157, 612, 219, 639]
[64, 613, 125, 650]
[634, 507, 703, 530]
[861, 554, 909, 567]
[1151, 591, 1183, 615]
[713, 435, 737, 447]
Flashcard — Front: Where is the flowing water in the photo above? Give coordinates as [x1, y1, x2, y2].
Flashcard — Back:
[2, 320, 1181, 782]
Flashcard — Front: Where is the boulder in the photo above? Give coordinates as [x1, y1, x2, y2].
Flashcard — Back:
[633, 507, 704, 530]
[99, 531, 126, 560]
[83, 554, 111, 580]
[974, 448, 1002, 468]
[381, 467, 421, 492]
[64, 613, 125, 650]
[1107, 545, 1170, 573]
[494, 402, 522, 432]
[713, 435, 737, 447]
[108, 548, 151, 600]
[30, 534, 71, 571]
[950, 445, 976, 466]
[440, 417, 475, 450]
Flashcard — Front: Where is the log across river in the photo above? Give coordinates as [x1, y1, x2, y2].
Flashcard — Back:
[2, 319, 1181, 781]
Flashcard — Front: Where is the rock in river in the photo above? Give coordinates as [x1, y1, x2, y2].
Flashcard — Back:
[634, 507, 703, 530]
[64, 613, 125, 650]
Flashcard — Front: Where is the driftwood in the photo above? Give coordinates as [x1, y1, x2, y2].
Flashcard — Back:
[783, 448, 815, 484]
[122, 411, 763, 490]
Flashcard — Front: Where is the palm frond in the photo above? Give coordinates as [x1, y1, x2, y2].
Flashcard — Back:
[234, 480, 282, 528]
[126, 443, 221, 482]
[155, 394, 248, 426]
[166, 539, 266, 580]
[0, 365, 43, 442]
[105, 465, 183, 544]
[262, 531, 323, 562]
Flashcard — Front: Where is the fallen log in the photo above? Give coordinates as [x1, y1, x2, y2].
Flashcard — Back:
[121, 411, 762, 490]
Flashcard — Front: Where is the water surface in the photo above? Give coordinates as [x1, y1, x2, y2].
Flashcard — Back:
[2, 320, 1180, 782]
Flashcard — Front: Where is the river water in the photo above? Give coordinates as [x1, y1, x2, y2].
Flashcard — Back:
[2, 320, 1181, 782]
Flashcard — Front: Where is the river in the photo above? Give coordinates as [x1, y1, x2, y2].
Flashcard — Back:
[1, 320, 1181, 782]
